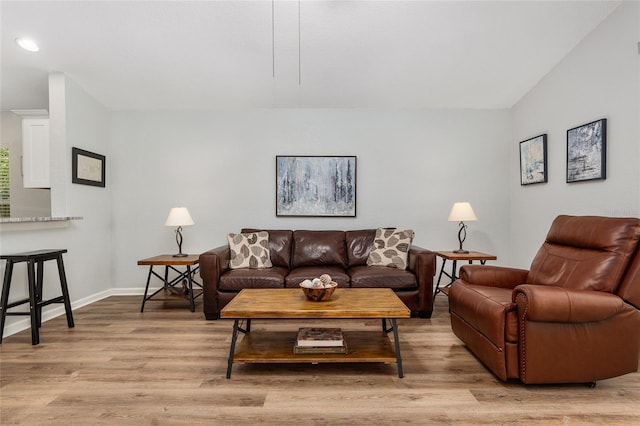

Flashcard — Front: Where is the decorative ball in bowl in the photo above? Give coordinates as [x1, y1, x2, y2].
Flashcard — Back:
[300, 275, 338, 302]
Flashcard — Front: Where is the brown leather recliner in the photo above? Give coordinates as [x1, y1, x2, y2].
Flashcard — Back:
[449, 215, 640, 384]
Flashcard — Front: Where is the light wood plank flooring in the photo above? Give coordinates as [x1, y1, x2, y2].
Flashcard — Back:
[1, 295, 639, 425]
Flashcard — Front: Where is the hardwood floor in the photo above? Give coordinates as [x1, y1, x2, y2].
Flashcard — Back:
[1, 295, 639, 425]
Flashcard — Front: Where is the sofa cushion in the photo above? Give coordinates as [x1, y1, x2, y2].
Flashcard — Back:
[285, 266, 350, 288]
[366, 228, 414, 270]
[242, 229, 293, 268]
[346, 229, 376, 267]
[219, 267, 288, 290]
[349, 265, 417, 290]
[292, 230, 347, 268]
[228, 231, 273, 269]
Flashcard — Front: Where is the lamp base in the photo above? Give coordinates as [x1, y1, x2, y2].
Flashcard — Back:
[453, 249, 469, 254]
[172, 253, 189, 258]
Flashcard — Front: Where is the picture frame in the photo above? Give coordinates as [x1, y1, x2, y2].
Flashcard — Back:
[276, 155, 356, 217]
[519, 134, 547, 185]
[566, 118, 607, 183]
[72, 147, 106, 187]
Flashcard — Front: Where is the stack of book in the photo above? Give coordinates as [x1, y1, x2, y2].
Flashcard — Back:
[294, 327, 348, 355]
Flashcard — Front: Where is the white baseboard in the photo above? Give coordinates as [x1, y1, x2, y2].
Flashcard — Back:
[1, 287, 159, 338]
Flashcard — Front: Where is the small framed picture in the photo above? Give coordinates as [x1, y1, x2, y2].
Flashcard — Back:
[519, 134, 547, 185]
[72, 147, 106, 187]
[566, 119, 606, 183]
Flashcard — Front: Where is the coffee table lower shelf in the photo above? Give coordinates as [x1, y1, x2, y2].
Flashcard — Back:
[233, 330, 397, 364]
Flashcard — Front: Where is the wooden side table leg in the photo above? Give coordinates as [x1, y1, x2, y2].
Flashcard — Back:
[450, 260, 458, 283]
[434, 258, 448, 297]
[140, 266, 154, 312]
[186, 266, 195, 312]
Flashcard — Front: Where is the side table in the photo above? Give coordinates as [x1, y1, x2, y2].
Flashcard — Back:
[433, 251, 497, 297]
[137, 254, 202, 312]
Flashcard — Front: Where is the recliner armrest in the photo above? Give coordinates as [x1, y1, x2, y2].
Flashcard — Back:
[459, 265, 528, 289]
[514, 284, 626, 323]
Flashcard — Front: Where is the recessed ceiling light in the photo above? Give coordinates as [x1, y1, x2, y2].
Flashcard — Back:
[15, 37, 39, 52]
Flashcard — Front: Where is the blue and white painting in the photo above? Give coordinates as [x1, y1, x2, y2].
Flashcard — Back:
[567, 119, 606, 183]
[520, 134, 547, 185]
[276, 156, 356, 217]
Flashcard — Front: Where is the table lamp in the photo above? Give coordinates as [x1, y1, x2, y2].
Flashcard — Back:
[165, 207, 194, 257]
[448, 202, 477, 253]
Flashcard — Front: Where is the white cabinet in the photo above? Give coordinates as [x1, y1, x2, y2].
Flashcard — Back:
[22, 118, 50, 188]
[12, 110, 50, 188]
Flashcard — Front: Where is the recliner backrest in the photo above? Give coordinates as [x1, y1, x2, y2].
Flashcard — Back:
[527, 215, 640, 292]
[617, 245, 640, 309]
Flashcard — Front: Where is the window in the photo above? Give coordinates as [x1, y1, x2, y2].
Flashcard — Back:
[0, 147, 9, 218]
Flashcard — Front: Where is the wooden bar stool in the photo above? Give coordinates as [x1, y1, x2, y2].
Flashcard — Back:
[0, 249, 75, 345]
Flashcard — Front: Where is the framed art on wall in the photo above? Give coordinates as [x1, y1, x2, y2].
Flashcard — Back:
[519, 134, 547, 185]
[566, 118, 607, 183]
[72, 147, 106, 187]
[276, 155, 356, 217]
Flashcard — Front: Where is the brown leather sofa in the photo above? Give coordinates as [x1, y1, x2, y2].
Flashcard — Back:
[449, 215, 640, 384]
[200, 229, 436, 319]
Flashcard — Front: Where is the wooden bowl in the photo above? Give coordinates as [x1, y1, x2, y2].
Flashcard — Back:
[300, 281, 338, 302]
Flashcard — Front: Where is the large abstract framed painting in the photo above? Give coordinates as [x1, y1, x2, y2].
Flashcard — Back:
[276, 156, 356, 217]
[566, 119, 607, 183]
[72, 147, 106, 187]
[519, 134, 547, 185]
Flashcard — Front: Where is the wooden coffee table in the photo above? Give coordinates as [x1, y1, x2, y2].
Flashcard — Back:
[220, 288, 411, 378]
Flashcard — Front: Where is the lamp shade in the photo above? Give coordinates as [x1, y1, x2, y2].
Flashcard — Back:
[165, 207, 194, 227]
[448, 202, 477, 222]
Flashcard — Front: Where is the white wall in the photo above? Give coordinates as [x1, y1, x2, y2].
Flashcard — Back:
[510, 1, 640, 268]
[0, 74, 112, 335]
[110, 108, 512, 289]
[0, 111, 51, 217]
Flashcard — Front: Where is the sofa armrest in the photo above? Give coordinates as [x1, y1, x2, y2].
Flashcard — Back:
[408, 245, 436, 317]
[199, 245, 230, 319]
[514, 284, 626, 323]
[459, 265, 529, 289]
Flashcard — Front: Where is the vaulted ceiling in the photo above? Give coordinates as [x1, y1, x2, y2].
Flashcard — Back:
[1, 1, 621, 111]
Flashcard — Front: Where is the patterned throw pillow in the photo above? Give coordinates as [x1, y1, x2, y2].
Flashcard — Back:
[227, 231, 273, 269]
[366, 228, 414, 270]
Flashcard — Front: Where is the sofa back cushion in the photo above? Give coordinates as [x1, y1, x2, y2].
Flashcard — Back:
[345, 229, 376, 267]
[528, 215, 640, 293]
[292, 230, 347, 268]
[241, 228, 293, 268]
